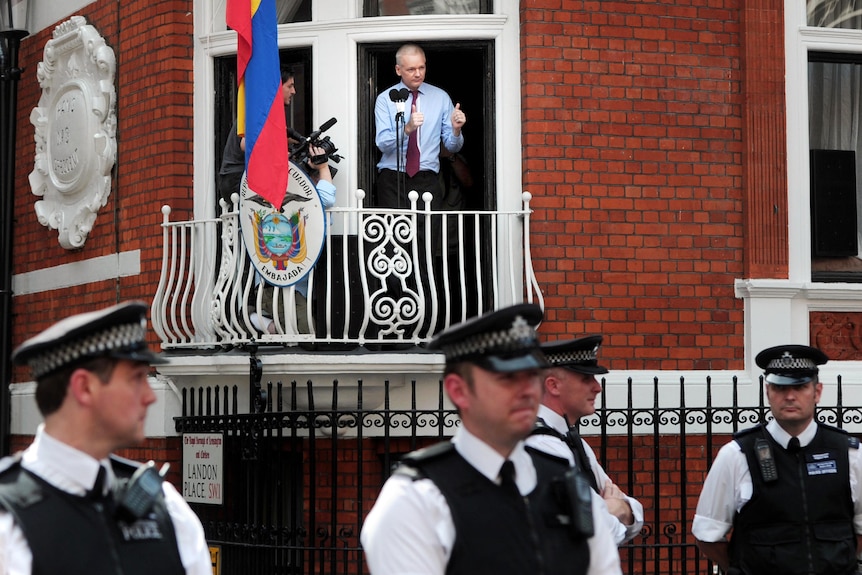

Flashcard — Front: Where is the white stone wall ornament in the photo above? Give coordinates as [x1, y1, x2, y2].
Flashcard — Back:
[28, 16, 117, 249]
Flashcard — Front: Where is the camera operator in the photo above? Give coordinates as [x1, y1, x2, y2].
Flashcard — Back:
[218, 68, 296, 205]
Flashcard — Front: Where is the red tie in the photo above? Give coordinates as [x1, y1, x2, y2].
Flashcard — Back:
[406, 89, 420, 177]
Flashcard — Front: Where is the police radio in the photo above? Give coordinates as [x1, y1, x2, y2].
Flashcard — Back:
[116, 461, 170, 519]
[754, 438, 778, 482]
[554, 468, 595, 540]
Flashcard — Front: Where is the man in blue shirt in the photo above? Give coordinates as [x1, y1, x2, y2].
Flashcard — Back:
[374, 43, 466, 209]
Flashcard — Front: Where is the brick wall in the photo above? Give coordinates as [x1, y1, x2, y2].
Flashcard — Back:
[521, 0, 750, 372]
[10, 0, 194, 382]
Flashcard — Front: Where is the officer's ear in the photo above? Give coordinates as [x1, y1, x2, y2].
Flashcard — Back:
[444, 372, 472, 412]
[67, 367, 102, 407]
[544, 371, 562, 397]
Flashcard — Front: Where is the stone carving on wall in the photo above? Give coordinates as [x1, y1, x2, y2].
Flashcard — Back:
[810, 312, 862, 361]
[28, 16, 116, 249]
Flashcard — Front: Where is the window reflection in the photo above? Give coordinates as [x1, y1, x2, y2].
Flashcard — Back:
[277, 0, 311, 23]
[809, 55, 862, 279]
[808, 0, 862, 29]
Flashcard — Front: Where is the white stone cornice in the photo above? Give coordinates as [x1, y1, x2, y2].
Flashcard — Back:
[799, 25, 862, 51]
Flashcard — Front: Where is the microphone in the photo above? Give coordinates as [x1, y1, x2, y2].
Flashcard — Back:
[389, 88, 406, 116]
[308, 117, 337, 141]
[287, 127, 305, 142]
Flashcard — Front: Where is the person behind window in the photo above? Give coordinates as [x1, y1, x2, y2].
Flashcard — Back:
[374, 43, 466, 209]
[218, 68, 297, 205]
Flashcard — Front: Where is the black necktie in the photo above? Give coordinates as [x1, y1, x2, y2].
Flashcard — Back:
[499, 460, 520, 498]
[87, 465, 107, 501]
[787, 436, 801, 453]
[566, 427, 599, 492]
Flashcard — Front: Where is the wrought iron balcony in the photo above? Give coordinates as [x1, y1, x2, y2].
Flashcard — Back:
[152, 189, 543, 350]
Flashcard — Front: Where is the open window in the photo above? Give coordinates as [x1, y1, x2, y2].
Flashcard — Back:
[808, 52, 862, 281]
[213, 47, 313, 201]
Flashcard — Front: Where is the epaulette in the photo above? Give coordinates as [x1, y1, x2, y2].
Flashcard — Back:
[0, 452, 23, 477]
[732, 424, 765, 440]
[108, 454, 144, 479]
[817, 421, 849, 436]
[391, 441, 454, 481]
[813, 422, 859, 449]
[525, 444, 570, 467]
[530, 418, 567, 440]
[0, 456, 42, 511]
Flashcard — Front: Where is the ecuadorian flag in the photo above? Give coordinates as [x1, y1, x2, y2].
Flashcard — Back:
[227, 0, 288, 208]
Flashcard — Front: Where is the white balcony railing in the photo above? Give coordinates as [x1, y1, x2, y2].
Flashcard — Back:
[152, 190, 543, 349]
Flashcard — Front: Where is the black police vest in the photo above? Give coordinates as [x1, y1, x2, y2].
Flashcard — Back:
[0, 457, 185, 575]
[730, 424, 857, 575]
[394, 441, 590, 575]
[531, 418, 600, 492]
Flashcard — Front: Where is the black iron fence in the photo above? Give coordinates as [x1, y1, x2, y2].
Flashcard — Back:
[174, 374, 862, 575]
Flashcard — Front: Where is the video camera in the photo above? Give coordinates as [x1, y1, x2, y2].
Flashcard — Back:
[288, 117, 343, 177]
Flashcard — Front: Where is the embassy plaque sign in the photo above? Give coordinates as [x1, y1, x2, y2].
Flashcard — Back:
[29, 16, 117, 249]
[239, 162, 327, 287]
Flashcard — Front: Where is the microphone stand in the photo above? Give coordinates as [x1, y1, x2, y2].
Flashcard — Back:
[395, 108, 405, 208]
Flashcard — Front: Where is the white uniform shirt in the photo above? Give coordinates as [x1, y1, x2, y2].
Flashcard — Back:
[692, 419, 862, 542]
[526, 405, 645, 545]
[0, 425, 212, 575]
[361, 426, 622, 575]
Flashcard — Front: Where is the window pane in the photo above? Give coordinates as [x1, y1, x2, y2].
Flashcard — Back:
[808, 55, 862, 280]
[364, 0, 491, 17]
[808, 0, 862, 29]
[277, 0, 311, 23]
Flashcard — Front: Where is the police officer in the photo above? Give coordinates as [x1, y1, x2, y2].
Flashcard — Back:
[0, 301, 211, 575]
[527, 335, 645, 545]
[692, 344, 862, 575]
[360, 304, 622, 575]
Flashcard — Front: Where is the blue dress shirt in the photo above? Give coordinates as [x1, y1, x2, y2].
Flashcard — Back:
[375, 81, 464, 174]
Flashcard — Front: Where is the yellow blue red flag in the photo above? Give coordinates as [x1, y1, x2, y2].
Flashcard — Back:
[227, 0, 288, 208]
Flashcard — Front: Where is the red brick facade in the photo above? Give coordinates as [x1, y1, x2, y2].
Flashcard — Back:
[10, 0, 194, 384]
[522, 0, 760, 371]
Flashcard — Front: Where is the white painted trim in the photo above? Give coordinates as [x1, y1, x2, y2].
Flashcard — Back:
[734, 4, 862, 379]
[192, 0, 521, 220]
[11, 250, 141, 296]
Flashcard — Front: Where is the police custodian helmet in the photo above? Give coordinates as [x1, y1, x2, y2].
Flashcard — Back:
[428, 303, 549, 373]
[541, 335, 609, 375]
[12, 301, 167, 380]
[755, 344, 829, 386]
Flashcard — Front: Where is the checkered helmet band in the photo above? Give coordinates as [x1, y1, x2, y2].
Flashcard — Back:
[27, 320, 147, 379]
[546, 347, 598, 366]
[441, 315, 537, 361]
[766, 353, 818, 372]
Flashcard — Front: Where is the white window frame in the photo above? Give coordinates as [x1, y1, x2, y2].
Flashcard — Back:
[191, 1, 521, 218]
[736, 1, 862, 382]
